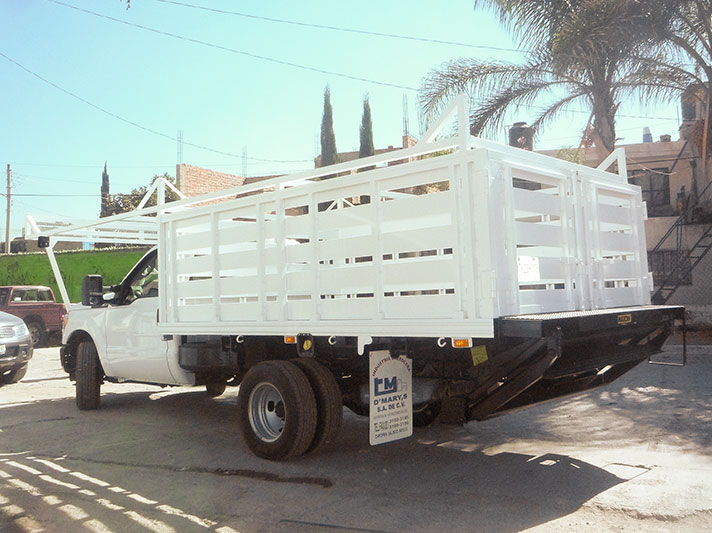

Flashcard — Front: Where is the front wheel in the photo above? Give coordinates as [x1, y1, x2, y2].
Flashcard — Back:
[76, 341, 102, 410]
[0, 363, 28, 384]
[237, 361, 317, 460]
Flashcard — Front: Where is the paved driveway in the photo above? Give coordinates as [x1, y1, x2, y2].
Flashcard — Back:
[0, 345, 710, 532]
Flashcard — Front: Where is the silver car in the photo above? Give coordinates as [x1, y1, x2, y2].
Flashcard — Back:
[0, 310, 33, 384]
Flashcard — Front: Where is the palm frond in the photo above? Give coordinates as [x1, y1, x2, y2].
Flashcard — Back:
[470, 77, 576, 137]
[418, 58, 554, 129]
[530, 91, 589, 133]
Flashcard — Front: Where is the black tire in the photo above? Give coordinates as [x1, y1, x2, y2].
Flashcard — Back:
[76, 341, 102, 410]
[291, 358, 343, 453]
[0, 363, 28, 384]
[26, 320, 47, 348]
[206, 381, 227, 397]
[413, 401, 441, 427]
[237, 360, 317, 460]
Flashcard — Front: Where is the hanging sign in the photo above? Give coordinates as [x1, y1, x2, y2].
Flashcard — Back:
[369, 350, 413, 445]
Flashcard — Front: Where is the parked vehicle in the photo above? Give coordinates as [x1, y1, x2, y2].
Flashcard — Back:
[0, 285, 66, 346]
[28, 98, 684, 460]
[0, 310, 33, 384]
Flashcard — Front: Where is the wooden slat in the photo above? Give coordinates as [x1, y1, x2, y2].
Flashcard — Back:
[518, 289, 569, 311]
[382, 294, 458, 319]
[599, 232, 635, 253]
[381, 226, 456, 253]
[315, 205, 374, 233]
[319, 265, 377, 293]
[313, 181, 372, 205]
[284, 214, 311, 237]
[512, 188, 562, 216]
[316, 234, 376, 263]
[176, 304, 214, 322]
[174, 229, 215, 253]
[380, 190, 452, 224]
[318, 298, 379, 320]
[602, 261, 639, 280]
[516, 246, 565, 258]
[515, 221, 562, 247]
[516, 256, 568, 282]
[219, 302, 261, 322]
[285, 242, 313, 264]
[383, 259, 456, 288]
[377, 167, 450, 194]
[602, 287, 639, 307]
[597, 203, 632, 226]
[315, 226, 456, 266]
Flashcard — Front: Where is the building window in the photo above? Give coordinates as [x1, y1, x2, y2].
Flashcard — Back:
[648, 250, 692, 286]
[629, 168, 671, 216]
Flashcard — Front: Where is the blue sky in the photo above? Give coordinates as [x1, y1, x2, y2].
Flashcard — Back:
[0, 0, 681, 240]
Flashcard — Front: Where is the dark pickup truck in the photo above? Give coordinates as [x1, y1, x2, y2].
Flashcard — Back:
[0, 286, 66, 346]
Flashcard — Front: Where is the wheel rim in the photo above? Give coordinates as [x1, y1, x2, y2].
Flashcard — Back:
[248, 382, 286, 443]
[29, 325, 40, 345]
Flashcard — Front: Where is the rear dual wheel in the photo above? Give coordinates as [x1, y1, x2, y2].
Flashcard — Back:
[237, 359, 343, 460]
[291, 358, 343, 453]
[238, 360, 317, 460]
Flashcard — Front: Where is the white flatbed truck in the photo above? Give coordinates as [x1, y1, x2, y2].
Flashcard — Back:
[27, 98, 684, 460]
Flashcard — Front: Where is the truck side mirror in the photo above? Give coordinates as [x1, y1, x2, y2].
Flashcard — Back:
[82, 275, 104, 307]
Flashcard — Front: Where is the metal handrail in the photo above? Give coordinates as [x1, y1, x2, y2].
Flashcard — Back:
[651, 178, 712, 254]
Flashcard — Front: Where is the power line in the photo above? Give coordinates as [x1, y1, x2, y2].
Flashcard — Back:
[0, 49, 311, 164]
[12, 162, 175, 169]
[12, 197, 73, 218]
[0, 193, 99, 197]
[542, 119, 680, 143]
[10, 160, 309, 169]
[47, 0, 417, 91]
[152, 0, 525, 54]
[13, 172, 136, 186]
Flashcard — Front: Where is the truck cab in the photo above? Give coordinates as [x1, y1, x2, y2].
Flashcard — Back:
[61, 248, 193, 387]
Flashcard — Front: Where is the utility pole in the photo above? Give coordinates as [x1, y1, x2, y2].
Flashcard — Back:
[5, 164, 10, 255]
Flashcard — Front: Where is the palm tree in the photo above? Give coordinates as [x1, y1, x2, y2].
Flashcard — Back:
[648, 0, 712, 185]
[419, 0, 682, 159]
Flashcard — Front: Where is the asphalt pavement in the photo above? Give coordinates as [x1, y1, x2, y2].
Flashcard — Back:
[0, 344, 710, 532]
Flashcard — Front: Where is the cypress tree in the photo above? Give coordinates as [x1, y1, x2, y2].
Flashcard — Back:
[359, 95, 374, 159]
[320, 86, 338, 167]
[100, 162, 110, 217]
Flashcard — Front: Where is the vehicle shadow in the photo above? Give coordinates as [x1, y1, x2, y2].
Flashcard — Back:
[1, 386, 624, 533]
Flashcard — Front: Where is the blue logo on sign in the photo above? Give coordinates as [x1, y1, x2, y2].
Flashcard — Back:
[374, 376, 398, 396]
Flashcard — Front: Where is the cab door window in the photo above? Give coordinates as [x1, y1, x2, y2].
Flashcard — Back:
[124, 256, 159, 303]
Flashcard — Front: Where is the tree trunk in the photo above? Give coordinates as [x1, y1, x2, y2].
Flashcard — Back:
[591, 93, 617, 162]
[700, 85, 712, 213]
